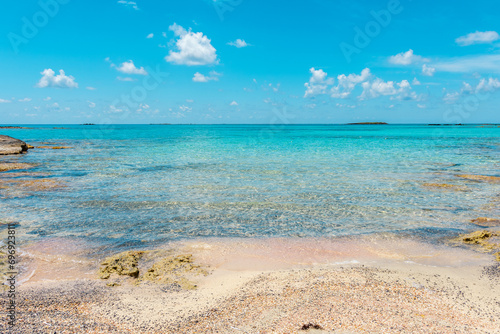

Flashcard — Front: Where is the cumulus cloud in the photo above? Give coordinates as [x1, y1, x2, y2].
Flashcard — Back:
[146, 33, 154, 39]
[87, 101, 96, 108]
[422, 64, 436, 76]
[304, 67, 418, 101]
[0, 98, 11, 103]
[192, 71, 221, 82]
[360, 78, 417, 100]
[456, 31, 500, 46]
[412, 78, 421, 85]
[117, 1, 138, 10]
[476, 77, 500, 92]
[36, 69, 78, 88]
[230, 101, 238, 106]
[442, 79, 500, 103]
[114, 60, 148, 75]
[304, 68, 334, 97]
[179, 105, 192, 112]
[18, 98, 32, 102]
[86, 87, 96, 91]
[389, 49, 428, 65]
[165, 23, 218, 66]
[331, 68, 371, 98]
[227, 39, 249, 48]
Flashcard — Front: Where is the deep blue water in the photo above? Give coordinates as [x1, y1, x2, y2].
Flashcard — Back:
[0, 124, 499, 251]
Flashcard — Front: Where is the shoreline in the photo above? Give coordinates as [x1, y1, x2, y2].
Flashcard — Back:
[2, 235, 499, 333]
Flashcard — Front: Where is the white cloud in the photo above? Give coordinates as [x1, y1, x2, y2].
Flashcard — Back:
[192, 71, 221, 82]
[146, 33, 154, 39]
[165, 23, 218, 66]
[442, 79, 499, 103]
[360, 78, 417, 100]
[87, 101, 96, 108]
[304, 68, 334, 97]
[0, 98, 11, 103]
[227, 39, 249, 48]
[179, 105, 192, 112]
[86, 87, 96, 91]
[433, 54, 500, 73]
[422, 64, 436, 76]
[456, 31, 500, 46]
[117, 76, 136, 82]
[331, 68, 371, 98]
[114, 60, 148, 75]
[412, 78, 421, 85]
[476, 77, 500, 92]
[117, 1, 138, 10]
[230, 101, 238, 106]
[18, 98, 32, 102]
[36, 69, 78, 88]
[443, 91, 460, 103]
[389, 49, 428, 65]
[417, 104, 426, 109]
[109, 105, 123, 113]
[43, 96, 52, 101]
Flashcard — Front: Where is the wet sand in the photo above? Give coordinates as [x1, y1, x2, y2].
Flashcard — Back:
[2, 236, 500, 333]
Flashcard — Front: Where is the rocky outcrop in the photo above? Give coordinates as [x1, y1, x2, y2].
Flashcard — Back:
[0, 135, 29, 155]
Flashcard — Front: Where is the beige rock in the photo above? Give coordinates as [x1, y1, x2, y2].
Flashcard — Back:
[0, 135, 28, 155]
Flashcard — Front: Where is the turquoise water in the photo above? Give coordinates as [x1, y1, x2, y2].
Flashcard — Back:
[1, 124, 499, 251]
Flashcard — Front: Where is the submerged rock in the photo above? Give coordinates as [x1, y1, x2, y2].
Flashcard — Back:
[452, 230, 500, 260]
[422, 183, 466, 191]
[456, 174, 500, 182]
[471, 217, 500, 228]
[36, 146, 72, 149]
[98, 251, 145, 279]
[0, 162, 35, 172]
[0, 135, 29, 155]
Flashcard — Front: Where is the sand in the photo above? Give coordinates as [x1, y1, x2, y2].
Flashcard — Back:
[1, 236, 500, 333]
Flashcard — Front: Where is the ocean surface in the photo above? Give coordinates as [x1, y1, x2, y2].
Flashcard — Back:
[1, 124, 499, 253]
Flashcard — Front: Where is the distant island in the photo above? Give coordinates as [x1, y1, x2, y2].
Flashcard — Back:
[0, 126, 33, 129]
[82, 123, 95, 125]
[347, 122, 388, 125]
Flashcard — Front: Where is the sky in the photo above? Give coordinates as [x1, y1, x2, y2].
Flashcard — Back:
[1, 0, 500, 124]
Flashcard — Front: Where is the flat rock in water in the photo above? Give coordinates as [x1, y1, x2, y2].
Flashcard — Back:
[0, 135, 28, 155]
[471, 217, 500, 227]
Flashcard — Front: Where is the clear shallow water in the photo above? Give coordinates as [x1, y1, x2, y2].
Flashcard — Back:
[0, 124, 499, 252]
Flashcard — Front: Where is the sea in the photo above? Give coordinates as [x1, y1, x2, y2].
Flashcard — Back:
[0, 124, 499, 255]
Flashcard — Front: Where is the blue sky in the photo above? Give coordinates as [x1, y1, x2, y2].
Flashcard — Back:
[1, 0, 500, 124]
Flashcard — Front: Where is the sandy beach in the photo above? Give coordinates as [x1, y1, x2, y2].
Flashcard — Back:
[2, 235, 500, 333]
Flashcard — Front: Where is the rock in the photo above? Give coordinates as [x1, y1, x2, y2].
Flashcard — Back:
[141, 254, 209, 290]
[471, 217, 500, 227]
[452, 230, 500, 258]
[0, 162, 34, 172]
[456, 174, 500, 182]
[98, 251, 145, 279]
[0, 135, 29, 155]
[422, 183, 466, 191]
[36, 146, 72, 149]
